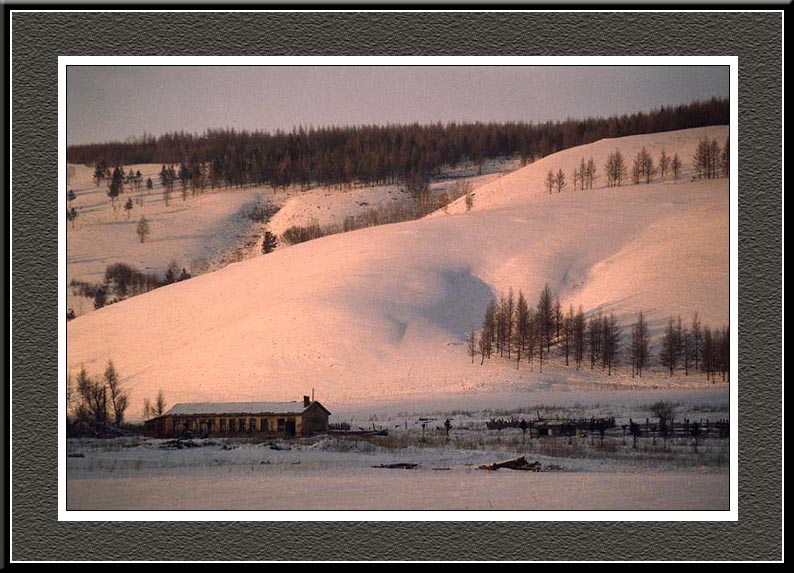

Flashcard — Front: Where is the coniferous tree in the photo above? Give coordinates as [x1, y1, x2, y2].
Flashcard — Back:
[602, 313, 621, 375]
[631, 311, 650, 377]
[514, 291, 529, 368]
[573, 306, 585, 370]
[702, 326, 714, 381]
[136, 215, 150, 243]
[537, 284, 554, 353]
[262, 231, 278, 254]
[107, 166, 124, 208]
[66, 207, 78, 229]
[555, 168, 566, 193]
[554, 297, 563, 344]
[155, 391, 167, 417]
[480, 300, 496, 364]
[562, 305, 574, 366]
[93, 161, 108, 186]
[660, 316, 678, 376]
[526, 309, 537, 370]
[588, 311, 602, 369]
[719, 324, 730, 382]
[681, 329, 692, 376]
[691, 312, 703, 371]
[505, 289, 515, 359]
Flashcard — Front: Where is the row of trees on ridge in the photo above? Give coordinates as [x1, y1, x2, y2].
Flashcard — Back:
[68, 99, 728, 191]
[467, 285, 730, 381]
[544, 136, 728, 195]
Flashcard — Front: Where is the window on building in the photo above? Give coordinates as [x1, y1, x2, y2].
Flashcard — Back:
[260, 419, 268, 432]
[277, 418, 285, 431]
[219, 419, 226, 432]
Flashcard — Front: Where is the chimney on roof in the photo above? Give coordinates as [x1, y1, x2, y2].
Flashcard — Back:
[304, 395, 311, 407]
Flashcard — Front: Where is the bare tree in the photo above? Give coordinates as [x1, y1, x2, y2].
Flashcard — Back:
[672, 153, 682, 180]
[536, 284, 554, 353]
[605, 149, 627, 187]
[691, 312, 703, 371]
[554, 168, 566, 193]
[586, 157, 596, 189]
[573, 306, 585, 370]
[105, 359, 129, 427]
[514, 291, 529, 368]
[650, 400, 676, 449]
[602, 313, 621, 375]
[721, 137, 730, 177]
[660, 316, 678, 376]
[659, 148, 671, 179]
[467, 330, 478, 364]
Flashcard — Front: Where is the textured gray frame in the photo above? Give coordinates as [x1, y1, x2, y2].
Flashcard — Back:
[9, 11, 781, 561]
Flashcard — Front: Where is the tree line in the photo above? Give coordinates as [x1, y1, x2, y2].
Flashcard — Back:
[69, 260, 191, 314]
[545, 135, 728, 195]
[67, 360, 168, 435]
[468, 285, 729, 382]
[68, 99, 728, 191]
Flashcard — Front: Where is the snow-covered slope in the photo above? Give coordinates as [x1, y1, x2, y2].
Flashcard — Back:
[65, 163, 266, 316]
[66, 127, 729, 419]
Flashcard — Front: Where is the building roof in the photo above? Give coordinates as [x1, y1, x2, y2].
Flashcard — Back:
[162, 401, 319, 417]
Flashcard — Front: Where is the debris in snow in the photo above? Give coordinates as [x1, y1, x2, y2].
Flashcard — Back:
[478, 456, 543, 471]
[373, 463, 419, 470]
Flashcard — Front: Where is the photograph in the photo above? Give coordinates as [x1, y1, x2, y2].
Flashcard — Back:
[62, 61, 734, 514]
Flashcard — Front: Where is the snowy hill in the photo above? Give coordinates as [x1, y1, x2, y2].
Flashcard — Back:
[66, 126, 730, 419]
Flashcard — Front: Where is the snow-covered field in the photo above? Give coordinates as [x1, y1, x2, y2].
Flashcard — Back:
[67, 389, 729, 511]
[267, 159, 516, 237]
[65, 163, 270, 317]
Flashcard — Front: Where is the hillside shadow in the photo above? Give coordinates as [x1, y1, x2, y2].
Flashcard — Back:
[423, 268, 495, 338]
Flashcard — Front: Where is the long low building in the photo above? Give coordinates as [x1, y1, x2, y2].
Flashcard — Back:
[144, 396, 331, 438]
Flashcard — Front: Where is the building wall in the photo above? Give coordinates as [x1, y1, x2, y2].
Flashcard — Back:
[301, 403, 330, 435]
[145, 404, 329, 438]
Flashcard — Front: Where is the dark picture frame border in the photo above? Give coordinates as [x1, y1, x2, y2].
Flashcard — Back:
[8, 9, 782, 561]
